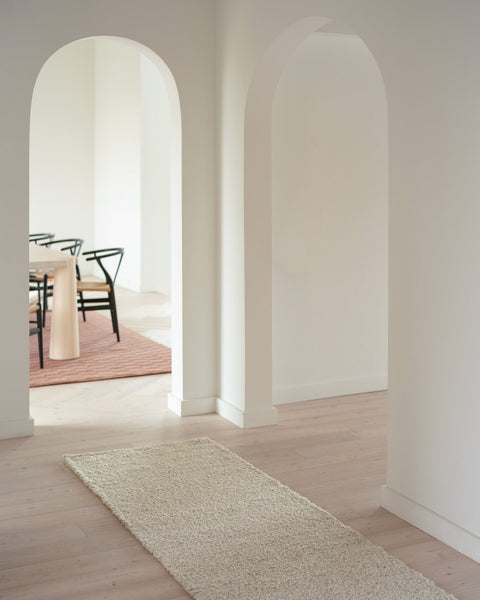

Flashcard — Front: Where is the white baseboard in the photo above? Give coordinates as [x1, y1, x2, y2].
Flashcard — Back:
[273, 375, 388, 405]
[216, 398, 278, 429]
[381, 485, 480, 564]
[167, 394, 278, 429]
[0, 417, 34, 440]
[167, 393, 216, 416]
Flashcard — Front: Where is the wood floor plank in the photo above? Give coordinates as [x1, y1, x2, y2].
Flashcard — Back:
[0, 548, 181, 600]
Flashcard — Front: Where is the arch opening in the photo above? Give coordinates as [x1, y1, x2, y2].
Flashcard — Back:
[29, 35, 182, 401]
[243, 17, 388, 415]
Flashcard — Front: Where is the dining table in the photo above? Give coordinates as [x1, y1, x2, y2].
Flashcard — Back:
[29, 242, 80, 360]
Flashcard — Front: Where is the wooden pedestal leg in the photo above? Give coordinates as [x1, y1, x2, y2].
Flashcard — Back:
[49, 255, 80, 360]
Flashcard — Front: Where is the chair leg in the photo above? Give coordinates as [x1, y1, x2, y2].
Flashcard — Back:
[37, 308, 44, 369]
[42, 273, 48, 327]
[78, 291, 86, 321]
[109, 290, 120, 342]
[76, 266, 86, 321]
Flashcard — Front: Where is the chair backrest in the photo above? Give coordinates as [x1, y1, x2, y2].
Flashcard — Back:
[30, 233, 55, 244]
[82, 248, 125, 287]
[39, 238, 84, 257]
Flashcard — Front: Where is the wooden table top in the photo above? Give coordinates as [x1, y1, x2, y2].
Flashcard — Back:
[29, 242, 69, 270]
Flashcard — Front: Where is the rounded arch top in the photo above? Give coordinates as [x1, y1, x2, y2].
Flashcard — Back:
[245, 16, 332, 116]
[245, 15, 387, 122]
[241, 13, 389, 422]
[31, 35, 182, 131]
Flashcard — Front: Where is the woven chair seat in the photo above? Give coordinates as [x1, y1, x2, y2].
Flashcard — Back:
[29, 269, 53, 282]
[77, 280, 111, 292]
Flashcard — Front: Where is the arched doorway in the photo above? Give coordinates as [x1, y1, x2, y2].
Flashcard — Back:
[1, 4, 218, 442]
[29, 35, 182, 402]
[271, 28, 388, 404]
[243, 17, 388, 419]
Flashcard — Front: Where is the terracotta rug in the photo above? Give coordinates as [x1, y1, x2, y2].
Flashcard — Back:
[65, 438, 458, 600]
[30, 312, 171, 387]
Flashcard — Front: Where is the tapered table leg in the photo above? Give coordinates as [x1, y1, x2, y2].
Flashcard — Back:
[49, 254, 80, 360]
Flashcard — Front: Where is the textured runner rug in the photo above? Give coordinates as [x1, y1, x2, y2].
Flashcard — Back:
[65, 438, 457, 600]
[30, 312, 171, 387]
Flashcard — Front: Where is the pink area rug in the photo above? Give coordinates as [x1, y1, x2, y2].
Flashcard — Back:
[30, 312, 171, 387]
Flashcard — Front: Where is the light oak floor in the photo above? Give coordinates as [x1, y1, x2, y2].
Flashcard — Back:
[2, 291, 479, 599]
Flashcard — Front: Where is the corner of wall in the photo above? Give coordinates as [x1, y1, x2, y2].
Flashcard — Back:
[381, 485, 480, 564]
[167, 394, 278, 429]
[0, 417, 34, 440]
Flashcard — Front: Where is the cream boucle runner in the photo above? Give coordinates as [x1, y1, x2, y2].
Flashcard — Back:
[65, 438, 457, 600]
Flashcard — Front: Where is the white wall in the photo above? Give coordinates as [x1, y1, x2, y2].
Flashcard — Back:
[95, 39, 172, 293]
[141, 54, 171, 295]
[30, 39, 95, 276]
[94, 38, 142, 290]
[272, 33, 388, 404]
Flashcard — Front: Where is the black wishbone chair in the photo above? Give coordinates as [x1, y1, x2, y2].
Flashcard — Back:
[31, 238, 84, 326]
[76, 248, 125, 342]
[29, 233, 55, 244]
[29, 282, 44, 369]
[39, 238, 84, 278]
[29, 235, 55, 319]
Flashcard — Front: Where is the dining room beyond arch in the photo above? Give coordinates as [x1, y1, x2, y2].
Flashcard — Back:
[30, 36, 177, 297]
[29, 34, 185, 409]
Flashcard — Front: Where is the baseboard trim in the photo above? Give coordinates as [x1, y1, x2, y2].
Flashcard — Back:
[273, 375, 388, 405]
[167, 394, 278, 429]
[381, 485, 480, 564]
[0, 417, 34, 440]
[167, 394, 216, 417]
[216, 398, 278, 429]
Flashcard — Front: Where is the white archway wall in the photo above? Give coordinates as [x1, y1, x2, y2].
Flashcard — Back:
[30, 37, 172, 294]
[2, 0, 218, 442]
[218, 0, 480, 562]
[217, 15, 331, 428]
[2, 0, 480, 564]
[272, 32, 388, 404]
